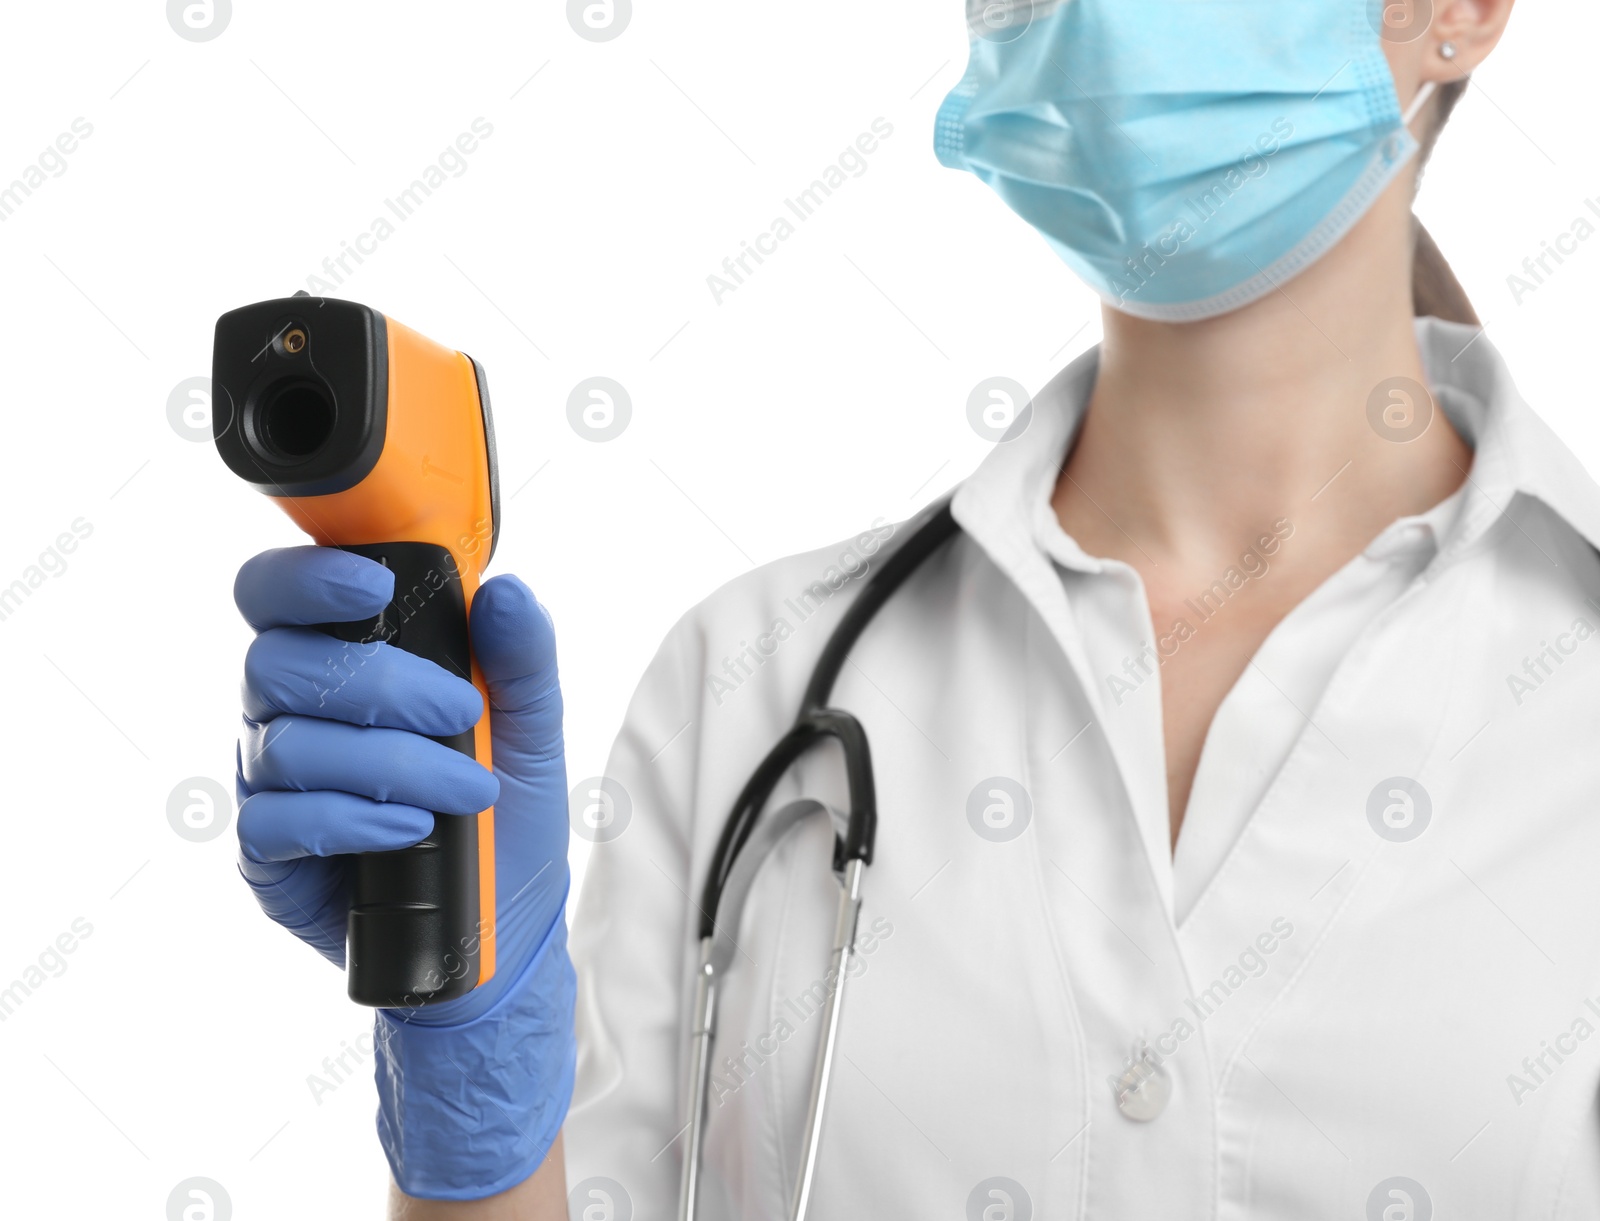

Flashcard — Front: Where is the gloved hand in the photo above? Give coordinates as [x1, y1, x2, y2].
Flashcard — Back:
[233, 545, 575, 1200]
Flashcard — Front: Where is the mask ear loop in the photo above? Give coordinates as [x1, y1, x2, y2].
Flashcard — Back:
[1402, 80, 1439, 127]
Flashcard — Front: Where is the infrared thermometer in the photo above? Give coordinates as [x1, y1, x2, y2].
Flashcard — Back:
[212, 295, 499, 1007]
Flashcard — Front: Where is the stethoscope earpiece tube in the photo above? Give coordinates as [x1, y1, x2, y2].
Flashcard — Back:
[789, 856, 863, 1221]
[680, 800, 847, 1221]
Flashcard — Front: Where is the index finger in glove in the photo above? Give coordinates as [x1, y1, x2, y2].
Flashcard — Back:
[235, 546, 395, 632]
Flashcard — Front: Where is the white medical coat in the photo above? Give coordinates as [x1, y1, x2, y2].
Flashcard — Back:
[566, 318, 1600, 1220]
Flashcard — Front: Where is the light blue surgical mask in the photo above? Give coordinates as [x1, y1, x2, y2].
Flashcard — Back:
[934, 0, 1438, 321]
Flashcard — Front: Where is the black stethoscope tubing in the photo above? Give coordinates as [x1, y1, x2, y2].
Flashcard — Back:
[696, 497, 962, 938]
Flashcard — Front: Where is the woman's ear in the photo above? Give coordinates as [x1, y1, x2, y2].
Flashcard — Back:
[1427, 0, 1517, 79]
[1379, 0, 1515, 110]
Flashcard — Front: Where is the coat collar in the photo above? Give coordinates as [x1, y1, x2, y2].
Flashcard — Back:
[952, 316, 1600, 596]
[947, 316, 1600, 916]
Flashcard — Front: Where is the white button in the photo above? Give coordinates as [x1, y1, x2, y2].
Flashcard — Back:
[1112, 1043, 1171, 1122]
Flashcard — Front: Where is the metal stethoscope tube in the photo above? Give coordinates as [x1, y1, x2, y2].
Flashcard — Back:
[678, 833, 864, 1221]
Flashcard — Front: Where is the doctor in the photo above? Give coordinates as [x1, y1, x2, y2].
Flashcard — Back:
[228, 0, 1600, 1216]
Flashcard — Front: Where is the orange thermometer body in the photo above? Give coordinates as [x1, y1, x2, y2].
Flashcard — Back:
[213, 296, 499, 1007]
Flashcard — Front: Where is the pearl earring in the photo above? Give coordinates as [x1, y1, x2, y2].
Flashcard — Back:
[1440, 41, 1458, 61]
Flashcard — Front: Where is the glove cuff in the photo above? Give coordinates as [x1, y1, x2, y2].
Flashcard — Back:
[374, 914, 577, 1200]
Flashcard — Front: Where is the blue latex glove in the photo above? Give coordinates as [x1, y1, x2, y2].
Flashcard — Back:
[233, 546, 575, 1199]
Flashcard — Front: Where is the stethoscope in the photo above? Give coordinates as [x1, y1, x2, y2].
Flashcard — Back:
[677, 498, 962, 1221]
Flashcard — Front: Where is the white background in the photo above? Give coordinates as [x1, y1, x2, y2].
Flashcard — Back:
[0, 1, 1593, 1216]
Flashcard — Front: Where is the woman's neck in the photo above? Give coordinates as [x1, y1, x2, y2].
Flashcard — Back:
[1053, 184, 1474, 567]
